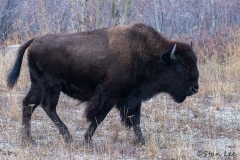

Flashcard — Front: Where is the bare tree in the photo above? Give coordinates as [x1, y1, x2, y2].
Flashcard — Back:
[71, 0, 88, 31]
[81, 0, 88, 31]
[0, 0, 20, 44]
[1, 0, 240, 45]
[111, 0, 118, 26]
[95, 0, 106, 29]
[153, 0, 160, 32]
[119, 0, 131, 25]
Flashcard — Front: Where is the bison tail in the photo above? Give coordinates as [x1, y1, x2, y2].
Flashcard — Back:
[7, 38, 35, 90]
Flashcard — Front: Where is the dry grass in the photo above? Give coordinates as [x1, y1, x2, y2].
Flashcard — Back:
[1, 29, 240, 159]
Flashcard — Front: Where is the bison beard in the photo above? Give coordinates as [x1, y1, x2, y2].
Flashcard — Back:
[7, 23, 199, 146]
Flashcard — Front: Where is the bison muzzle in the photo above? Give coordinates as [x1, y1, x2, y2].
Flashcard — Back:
[7, 23, 199, 146]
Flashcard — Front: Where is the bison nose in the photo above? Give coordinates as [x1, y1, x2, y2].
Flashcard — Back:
[192, 85, 199, 94]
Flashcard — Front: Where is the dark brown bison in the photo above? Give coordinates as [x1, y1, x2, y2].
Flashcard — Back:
[7, 23, 199, 146]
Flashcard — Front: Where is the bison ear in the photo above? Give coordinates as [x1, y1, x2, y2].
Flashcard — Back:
[161, 52, 177, 65]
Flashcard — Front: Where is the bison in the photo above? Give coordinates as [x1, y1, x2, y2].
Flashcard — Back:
[7, 23, 199, 146]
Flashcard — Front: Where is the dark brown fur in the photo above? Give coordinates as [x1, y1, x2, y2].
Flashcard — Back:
[7, 23, 199, 145]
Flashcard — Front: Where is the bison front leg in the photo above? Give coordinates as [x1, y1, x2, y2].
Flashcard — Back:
[84, 86, 116, 147]
[131, 103, 145, 145]
[84, 100, 115, 147]
[116, 101, 145, 145]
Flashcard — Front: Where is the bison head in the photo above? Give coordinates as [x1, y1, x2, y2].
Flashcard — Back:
[160, 43, 199, 103]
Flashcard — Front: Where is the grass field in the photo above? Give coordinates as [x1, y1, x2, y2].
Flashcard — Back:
[0, 28, 240, 159]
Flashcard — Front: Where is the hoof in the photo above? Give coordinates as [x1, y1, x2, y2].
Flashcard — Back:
[64, 137, 73, 143]
[22, 137, 36, 146]
[63, 133, 73, 143]
[135, 136, 145, 145]
[83, 140, 93, 148]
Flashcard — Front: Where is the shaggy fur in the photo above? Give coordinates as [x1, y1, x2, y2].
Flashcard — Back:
[7, 23, 199, 145]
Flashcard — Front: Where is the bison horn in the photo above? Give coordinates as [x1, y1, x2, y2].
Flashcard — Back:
[191, 41, 193, 49]
[170, 44, 177, 61]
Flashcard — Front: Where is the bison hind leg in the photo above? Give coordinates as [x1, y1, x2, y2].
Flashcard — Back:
[40, 85, 72, 143]
[22, 83, 42, 145]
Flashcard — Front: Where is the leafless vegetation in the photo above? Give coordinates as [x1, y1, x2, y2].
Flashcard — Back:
[0, 0, 240, 159]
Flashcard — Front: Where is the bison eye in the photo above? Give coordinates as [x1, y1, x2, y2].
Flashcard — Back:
[176, 64, 185, 73]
